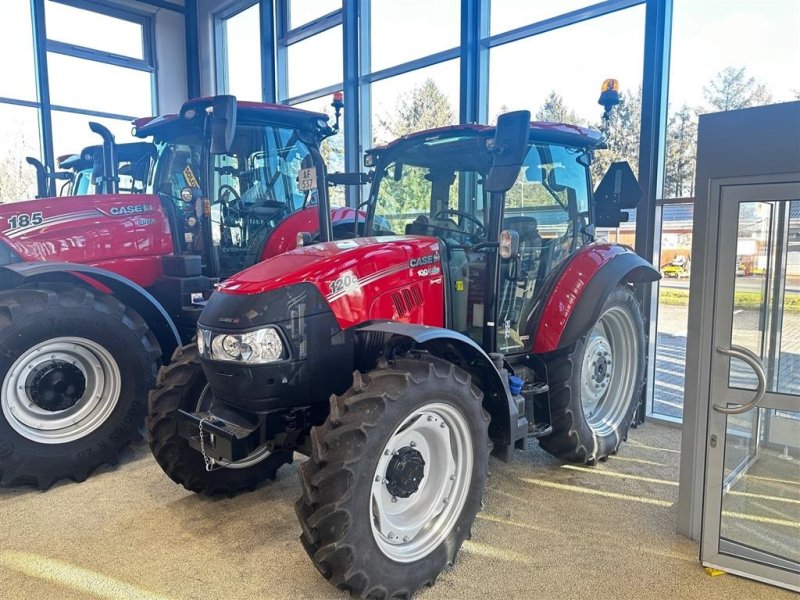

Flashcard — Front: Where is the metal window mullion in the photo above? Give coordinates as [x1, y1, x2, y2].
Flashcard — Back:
[214, 15, 230, 94]
[0, 97, 41, 110]
[283, 84, 344, 107]
[281, 9, 343, 45]
[362, 47, 461, 85]
[31, 0, 55, 172]
[276, 0, 289, 102]
[260, 0, 278, 102]
[636, 0, 673, 424]
[185, 0, 200, 98]
[343, 0, 360, 206]
[358, 0, 372, 205]
[46, 40, 154, 71]
[485, 0, 644, 49]
[459, 0, 488, 125]
[125, 0, 185, 13]
[52, 0, 153, 24]
[49, 104, 138, 122]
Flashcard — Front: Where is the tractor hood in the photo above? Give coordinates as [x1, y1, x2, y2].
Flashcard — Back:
[205, 236, 446, 330]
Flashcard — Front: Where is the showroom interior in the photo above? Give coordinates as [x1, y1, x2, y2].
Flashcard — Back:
[0, 0, 798, 598]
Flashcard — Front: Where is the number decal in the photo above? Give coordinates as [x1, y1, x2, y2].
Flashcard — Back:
[5, 212, 43, 231]
[329, 272, 359, 295]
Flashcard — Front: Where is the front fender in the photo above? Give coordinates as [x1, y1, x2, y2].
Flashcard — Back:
[0, 261, 181, 360]
[532, 244, 659, 353]
[355, 321, 528, 462]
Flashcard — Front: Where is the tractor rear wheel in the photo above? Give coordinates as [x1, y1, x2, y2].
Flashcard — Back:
[146, 343, 293, 496]
[0, 284, 160, 488]
[539, 286, 645, 464]
[296, 356, 489, 598]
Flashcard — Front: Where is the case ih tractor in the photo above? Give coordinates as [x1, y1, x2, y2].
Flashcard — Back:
[0, 95, 355, 488]
[26, 124, 155, 199]
[147, 109, 658, 597]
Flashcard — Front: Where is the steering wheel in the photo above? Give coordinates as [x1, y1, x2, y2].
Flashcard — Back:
[433, 209, 487, 239]
[218, 184, 243, 216]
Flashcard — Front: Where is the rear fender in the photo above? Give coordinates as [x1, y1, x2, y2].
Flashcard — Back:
[532, 245, 659, 353]
[354, 321, 527, 462]
[0, 262, 180, 360]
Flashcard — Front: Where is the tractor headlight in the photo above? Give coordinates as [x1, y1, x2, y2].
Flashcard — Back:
[197, 326, 286, 364]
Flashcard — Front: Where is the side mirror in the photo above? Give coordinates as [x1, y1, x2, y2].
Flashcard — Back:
[485, 110, 531, 193]
[592, 161, 642, 228]
[211, 95, 237, 155]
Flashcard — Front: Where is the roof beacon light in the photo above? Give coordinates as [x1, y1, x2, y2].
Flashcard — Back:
[598, 78, 621, 133]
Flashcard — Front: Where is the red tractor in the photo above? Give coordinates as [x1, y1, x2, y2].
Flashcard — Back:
[26, 123, 155, 198]
[0, 95, 357, 489]
[147, 110, 658, 596]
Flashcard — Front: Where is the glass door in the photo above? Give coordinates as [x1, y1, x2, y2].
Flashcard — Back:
[701, 182, 800, 592]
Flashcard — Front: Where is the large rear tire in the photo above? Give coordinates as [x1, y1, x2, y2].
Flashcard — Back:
[297, 356, 489, 599]
[146, 343, 293, 496]
[539, 286, 645, 464]
[0, 284, 160, 489]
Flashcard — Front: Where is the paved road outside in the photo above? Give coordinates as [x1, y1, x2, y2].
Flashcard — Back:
[653, 304, 800, 419]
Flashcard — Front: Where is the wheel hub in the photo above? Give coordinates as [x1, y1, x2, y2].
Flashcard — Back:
[28, 360, 86, 412]
[385, 447, 425, 498]
[1, 337, 121, 444]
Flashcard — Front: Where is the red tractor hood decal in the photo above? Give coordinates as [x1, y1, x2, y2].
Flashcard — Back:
[218, 236, 445, 329]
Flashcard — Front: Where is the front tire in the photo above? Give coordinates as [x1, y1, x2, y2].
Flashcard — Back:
[297, 356, 489, 598]
[146, 343, 293, 496]
[539, 286, 645, 464]
[0, 284, 160, 489]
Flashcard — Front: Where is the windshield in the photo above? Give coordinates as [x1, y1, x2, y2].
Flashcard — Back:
[369, 136, 592, 354]
[152, 122, 320, 276]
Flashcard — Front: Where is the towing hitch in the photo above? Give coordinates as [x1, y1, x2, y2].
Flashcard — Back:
[177, 409, 263, 463]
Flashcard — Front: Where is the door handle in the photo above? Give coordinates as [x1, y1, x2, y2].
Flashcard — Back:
[713, 345, 767, 414]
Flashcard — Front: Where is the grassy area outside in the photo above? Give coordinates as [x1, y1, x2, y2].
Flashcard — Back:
[660, 288, 800, 314]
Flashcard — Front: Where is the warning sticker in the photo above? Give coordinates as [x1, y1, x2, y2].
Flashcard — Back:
[298, 167, 317, 191]
[183, 166, 200, 188]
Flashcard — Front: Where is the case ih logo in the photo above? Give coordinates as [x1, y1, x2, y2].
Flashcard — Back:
[98, 203, 155, 217]
[408, 252, 440, 268]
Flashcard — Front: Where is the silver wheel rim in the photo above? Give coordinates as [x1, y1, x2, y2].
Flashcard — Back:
[370, 402, 473, 563]
[580, 306, 640, 437]
[2, 337, 121, 444]
[196, 385, 275, 469]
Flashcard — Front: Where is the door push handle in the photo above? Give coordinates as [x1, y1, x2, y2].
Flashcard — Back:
[713, 345, 767, 414]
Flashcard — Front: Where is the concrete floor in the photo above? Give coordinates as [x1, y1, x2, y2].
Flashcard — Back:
[1, 422, 795, 600]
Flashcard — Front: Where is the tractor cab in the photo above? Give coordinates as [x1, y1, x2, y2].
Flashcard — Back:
[363, 121, 611, 353]
[134, 97, 338, 279]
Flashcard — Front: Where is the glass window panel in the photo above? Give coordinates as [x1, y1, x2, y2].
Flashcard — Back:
[370, 59, 459, 146]
[288, 0, 340, 30]
[778, 201, 800, 396]
[47, 52, 152, 116]
[662, 0, 800, 200]
[0, 1, 37, 101]
[286, 25, 342, 98]
[223, 3, 263, 101]
[51, 111, 137, 169]
[45, 1, 144, 60]
[369, 0, 460, 72]
[652, 202, 694, 420]
[290, 95, 346, 207]
[490, 0, 597, 35]
[0, 103, 42, 203]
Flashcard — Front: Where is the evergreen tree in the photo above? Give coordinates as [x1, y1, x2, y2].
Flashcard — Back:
[590, 87, 641, 183]
[377, 78, 455, 142]
[663, 104, 698, 198]
[535, 91, 582, 125]
[703, 66, 773, 111]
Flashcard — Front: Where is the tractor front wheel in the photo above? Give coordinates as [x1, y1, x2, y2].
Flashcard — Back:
[539, 285, 645, 464]
[146, 343, 293, 496]
[296, 356, 489, 598]
[0, 284, 160, 488]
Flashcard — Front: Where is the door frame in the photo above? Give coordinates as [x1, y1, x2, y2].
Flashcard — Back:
[678, 171, 800, 540]
[699, 180, 800, 591]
